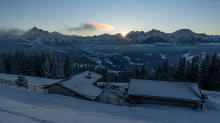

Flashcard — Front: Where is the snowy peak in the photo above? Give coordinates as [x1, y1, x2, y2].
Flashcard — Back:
[22, 27, 49, 37]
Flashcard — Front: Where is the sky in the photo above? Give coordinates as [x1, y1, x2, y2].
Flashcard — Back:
[0, 0, 220, 36]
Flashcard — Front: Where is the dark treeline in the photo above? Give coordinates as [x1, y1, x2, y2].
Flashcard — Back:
[0, 49, 135, 82]
[1, 49, 219, 91]
[154, 52, 220, 91]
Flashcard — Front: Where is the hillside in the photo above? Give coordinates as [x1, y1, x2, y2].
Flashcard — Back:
[0, 75, 220, 123]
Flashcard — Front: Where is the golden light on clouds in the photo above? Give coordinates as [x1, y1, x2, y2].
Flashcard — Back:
[88, 22, 114, 31]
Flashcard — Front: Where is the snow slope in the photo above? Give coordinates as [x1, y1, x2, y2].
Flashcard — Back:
[0, 81, 220, 123]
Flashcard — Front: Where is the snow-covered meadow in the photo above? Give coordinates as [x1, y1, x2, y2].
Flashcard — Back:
[0, 74, 220, 123]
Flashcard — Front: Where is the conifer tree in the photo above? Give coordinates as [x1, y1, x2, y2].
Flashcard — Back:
[102, 68, 109, 82]
[155, 64, 162, 80]
[132, 67, 140, 79]
[4, 51, 14, 74]
[175, 57, 187, 82]
[20, 50, 28, 75]
[40, 51, 50, 78]
[0, 56, 5, 73]
[139, 65, 148, 79]
[57, 57, 65, 79]
[200, 54, 211, 89]
[15, 73, 28, 87]
[161, 59, 169, 81]
[64, 53, 75, 78]
[51, 56, 60, 79]
[12, 48, 22, 74]
[207, 52, 220, 89]
[34, 52, 41, 77]
[25, 54, 35, 76]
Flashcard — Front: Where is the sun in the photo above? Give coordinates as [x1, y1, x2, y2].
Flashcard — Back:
[121, 32, 126, 36]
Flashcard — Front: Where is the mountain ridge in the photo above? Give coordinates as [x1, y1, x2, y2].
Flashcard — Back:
[0, 27, 220, 46]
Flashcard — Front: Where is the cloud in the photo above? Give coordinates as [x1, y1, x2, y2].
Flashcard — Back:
[0, 27, 26, 35]
[198, 3, 220, 6]
[67, 22, 114, 32]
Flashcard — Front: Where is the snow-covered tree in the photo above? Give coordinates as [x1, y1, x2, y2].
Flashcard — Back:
[15, 73, 29, 87]
[64, 53, 75, 78]
[51, 56, 60, 79]
[57, 57, 65, 79]
[40, 51, 51, 78]
[4, 51, 14, 74]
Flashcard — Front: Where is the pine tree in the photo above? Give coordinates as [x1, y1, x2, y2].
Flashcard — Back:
[57, 57, 65, 79]
[47, 52, 53, 78]
[25, 54, 36, 76]
[40, 51, 51, 78]
[51, 56, 60, 79]
[0, 56, 5, 73]
[187, 56, 200, 82]
[64, 53, 75, 78]
[4, 51, 14, 74]
[139, 65, 148, 79]
[34, 52, 41, 77]
[102, 68, 109, 82]
[200, 54, 211, 89]
[161, 59, 169, 81]
[15, 73, 29, 87]
[11, 48, 22, 74]
[207, 52, 220, 89]
[20, 50, 28, 75]
[132, 67, 140, 79]
[155, 64, 162, 80]
[175, 57, 187, 82]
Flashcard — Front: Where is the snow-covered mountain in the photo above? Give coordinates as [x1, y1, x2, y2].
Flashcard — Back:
[0, 27, 220, 46]
[75, 28, 220, 45]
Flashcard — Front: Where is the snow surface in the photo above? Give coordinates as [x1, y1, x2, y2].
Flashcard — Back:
[60, 71, 103, 100]
[159, 53, 166, 59]
[0, 82, 220, 123]
[128, 79, 202, 101]
[0, 73, 61, 87]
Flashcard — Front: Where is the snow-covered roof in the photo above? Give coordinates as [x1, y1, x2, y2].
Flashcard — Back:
[128, 79, 202, 101]
[60, 71, 103, 100]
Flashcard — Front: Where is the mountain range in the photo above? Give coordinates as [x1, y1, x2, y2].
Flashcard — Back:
[0, 27, 220, 46]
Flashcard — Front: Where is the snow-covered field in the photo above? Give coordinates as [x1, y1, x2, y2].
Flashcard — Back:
[0, 75, 220, 123]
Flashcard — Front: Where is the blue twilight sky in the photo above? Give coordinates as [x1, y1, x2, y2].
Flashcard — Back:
[0, 0, 220, 36]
